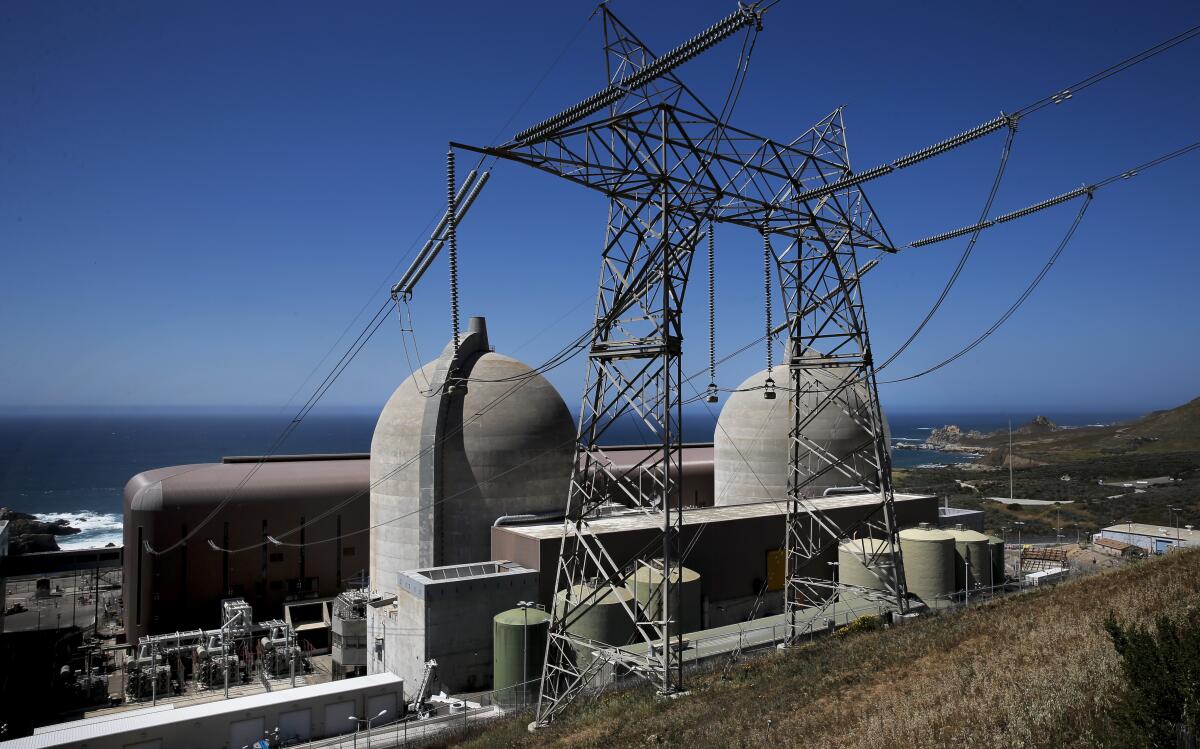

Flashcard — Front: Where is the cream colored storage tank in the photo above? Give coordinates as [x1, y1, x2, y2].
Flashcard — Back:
[837, 538, 897, 595]
[898, 524, 955, 604]
[555, 584, 636, 665]
[625, 563, 702, 636]
[945, 526, 992, 591]
[987, 535, 1006, 587]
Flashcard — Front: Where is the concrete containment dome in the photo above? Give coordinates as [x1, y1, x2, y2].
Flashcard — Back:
[713, 355, 889, 505]
[369, 317, 575, 595]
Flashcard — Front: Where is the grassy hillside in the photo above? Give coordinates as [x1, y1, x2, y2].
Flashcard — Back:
[449, 551, 1200, 749]
[971, 396, 1200, 464]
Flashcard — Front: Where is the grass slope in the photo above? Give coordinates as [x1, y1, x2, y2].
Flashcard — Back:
[454, 551, 1200, 749]
[972, 396, 1200, 464]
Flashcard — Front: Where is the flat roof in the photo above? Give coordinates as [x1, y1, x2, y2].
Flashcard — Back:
[987, 497, 1074, 506]
[3, 673, 402, 749]
[497, 493, 933, 540]
[1102, 523, 1200, 542]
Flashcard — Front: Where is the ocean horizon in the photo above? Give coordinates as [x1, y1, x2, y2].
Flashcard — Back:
[0, 407, 1146, 549]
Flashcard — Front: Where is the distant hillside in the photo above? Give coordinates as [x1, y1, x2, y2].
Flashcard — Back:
[977, 397, 1200, 464]
[455, 551, 1200, 749]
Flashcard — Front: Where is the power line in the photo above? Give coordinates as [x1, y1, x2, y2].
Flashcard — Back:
[881, 195, 1093, 384]
[875, 124, 1018, 371]
[794, 22, 1200, 204]
[144, 10, 602, 556]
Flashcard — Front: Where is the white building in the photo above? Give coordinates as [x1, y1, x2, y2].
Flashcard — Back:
[1096, 523, 1198, 555]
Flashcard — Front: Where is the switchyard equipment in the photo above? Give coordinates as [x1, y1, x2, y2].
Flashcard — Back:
[123, 598, 303, 703]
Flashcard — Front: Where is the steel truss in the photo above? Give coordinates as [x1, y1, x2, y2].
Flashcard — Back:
[451, 3, 906, 724]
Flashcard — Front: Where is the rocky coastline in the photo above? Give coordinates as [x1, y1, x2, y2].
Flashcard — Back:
[0, 507, 83, 554]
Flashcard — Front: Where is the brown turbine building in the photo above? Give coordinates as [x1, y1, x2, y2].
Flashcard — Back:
[121, 454, 369, 643]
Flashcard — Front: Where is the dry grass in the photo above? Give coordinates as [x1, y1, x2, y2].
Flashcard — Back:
[457, 551, 1200, 749]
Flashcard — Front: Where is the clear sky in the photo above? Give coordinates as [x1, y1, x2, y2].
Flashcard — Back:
[2, 0, 1198, 416]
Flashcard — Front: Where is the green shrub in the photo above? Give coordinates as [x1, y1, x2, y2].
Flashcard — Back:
[1105, 605, 1200, 747]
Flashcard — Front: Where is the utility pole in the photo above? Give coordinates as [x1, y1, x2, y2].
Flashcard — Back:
[94, 553, 100, 636]
[1008, 418, 1014, 501]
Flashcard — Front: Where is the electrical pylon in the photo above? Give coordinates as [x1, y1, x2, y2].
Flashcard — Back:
[451, 3, 906, 724]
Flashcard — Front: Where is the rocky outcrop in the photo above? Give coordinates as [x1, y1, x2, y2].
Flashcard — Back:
[9, 533, 60, 554]
[1016, 415, 1059, 435]
[0, 507, 80, 555]
[927, 425, 986, 447]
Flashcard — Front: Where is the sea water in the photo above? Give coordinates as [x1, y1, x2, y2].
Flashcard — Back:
[0, 408, 1142, 548]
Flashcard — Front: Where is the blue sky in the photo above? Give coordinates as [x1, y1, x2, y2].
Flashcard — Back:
[2, 0, 1198, 416]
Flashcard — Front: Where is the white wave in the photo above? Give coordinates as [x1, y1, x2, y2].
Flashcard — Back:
[33, 511, 123, 550]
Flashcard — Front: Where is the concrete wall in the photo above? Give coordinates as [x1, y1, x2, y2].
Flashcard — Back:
[369, 561, 538, 694]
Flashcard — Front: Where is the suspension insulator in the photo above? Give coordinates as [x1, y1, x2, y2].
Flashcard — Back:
[763, 228, 775, 400]
[446, 148, 463, 394]
[706, 223, 718, 403]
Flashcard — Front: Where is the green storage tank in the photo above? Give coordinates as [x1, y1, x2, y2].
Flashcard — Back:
[837, 538, 897, 595]
[898, 524, 955, 605]
[624, 563, 702, 636]
[555, 583, 636, 665]
[493, 606, 550, 705]
[987, 535, 1006, 587]
[945, 526, 992, 591]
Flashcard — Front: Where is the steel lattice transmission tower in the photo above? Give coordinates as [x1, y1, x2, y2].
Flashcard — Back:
[453, 3, 908, 724]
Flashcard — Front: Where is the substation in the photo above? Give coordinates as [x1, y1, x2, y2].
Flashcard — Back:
[9, 2, 1200, 747]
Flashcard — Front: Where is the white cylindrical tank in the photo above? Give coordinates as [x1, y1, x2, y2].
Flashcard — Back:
[714, 354, 889, 505]
[370, 317, 576, 596]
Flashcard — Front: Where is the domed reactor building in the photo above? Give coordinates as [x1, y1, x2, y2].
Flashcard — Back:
[714, 353, 889, 505]
[367, 317, 575, 687]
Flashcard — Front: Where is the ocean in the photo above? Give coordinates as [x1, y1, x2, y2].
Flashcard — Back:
[0, 408, 1142, 549]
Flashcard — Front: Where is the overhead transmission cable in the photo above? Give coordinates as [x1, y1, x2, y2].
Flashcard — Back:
[875, 123, 1018, 371]
[145, 7, 602, 558]
[879, 137, 1200, 382]
[145, 300, 394, 557]
[881, 195, 1093, 384]
[793, 22, 1200, 205]
[685, 138, 1200, 392]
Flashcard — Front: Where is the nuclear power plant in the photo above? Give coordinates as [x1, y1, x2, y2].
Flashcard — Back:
[116, 315, 960, 704]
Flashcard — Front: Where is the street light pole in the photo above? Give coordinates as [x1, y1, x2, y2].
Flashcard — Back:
[828, 561, 839, 630]
[349, 710, 387, 749]
[517, 601, 534, 708]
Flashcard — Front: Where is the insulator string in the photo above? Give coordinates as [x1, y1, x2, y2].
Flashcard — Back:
[763, 229, 775, 397]
[706, 223, 717, 401]
[447, 148, 461, 356]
